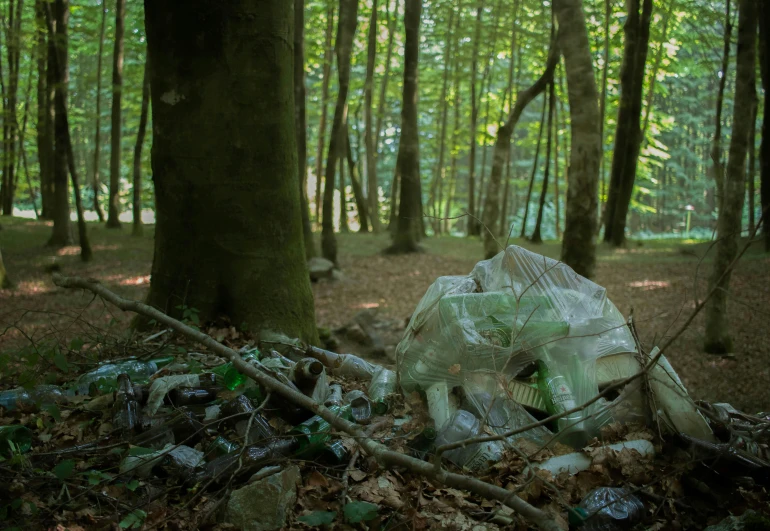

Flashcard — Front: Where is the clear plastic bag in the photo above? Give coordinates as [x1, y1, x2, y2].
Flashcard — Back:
[395, 246, 639, 448]
[576, 487, 644, 530]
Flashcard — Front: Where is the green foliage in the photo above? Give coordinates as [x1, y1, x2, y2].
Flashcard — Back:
[119, 509, 147, 529]
[343, 501, 379, 523]
[53, 459, 75, 480]
[298, 510, 337, 525]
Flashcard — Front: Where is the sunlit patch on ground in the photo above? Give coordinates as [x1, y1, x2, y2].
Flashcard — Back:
[56, 246, 82, 256]
[120, 275, 151, 286]
[626, 280, 671, 290]
[354, 302, 380, 309]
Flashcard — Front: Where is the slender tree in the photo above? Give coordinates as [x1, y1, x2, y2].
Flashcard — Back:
[345, 123, 369, 233]
[467, 0, 485, 236]
[520, 96, 547, 238]
[314, 0, 335, 225]
[709, 0, 732, 217]
[385, 0, 422, 253]
[321, 0, 358, 265]
[758, 1, 769, 251]
[35, 0, 54, 219]
[482, 42, 559, 258]
[295, 0, 315, 258]
[531, 80, 556, 243]
[364, 0, 381, 232]
[106, 0, 125, 228]
[91, 0, 107, 222]
[603, 0, 653, 246]
[338, 144, 349, 233]
[1, 0, 24, 215]
[598, 0, 611, 221]
[556, 0, 602, 278]
[142, 0, 318, 343]
[704, 0, 757, 354]
[445, 42, 463, 235]
[499, 1, 520, 238]
[132, 60, 150, 237]
[640, 0, 675, 143]
[748, 102, 757, 233]
[0, 248, 12, 289]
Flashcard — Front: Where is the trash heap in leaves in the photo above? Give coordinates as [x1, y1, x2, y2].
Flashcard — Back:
[1, 246, 769, 530]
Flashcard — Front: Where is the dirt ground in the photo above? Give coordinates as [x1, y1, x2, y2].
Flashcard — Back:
[1, 217, 768, 412]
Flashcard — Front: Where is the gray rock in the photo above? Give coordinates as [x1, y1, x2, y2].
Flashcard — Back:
[226, 465, 300, 531]
[308, 257, 335, 281]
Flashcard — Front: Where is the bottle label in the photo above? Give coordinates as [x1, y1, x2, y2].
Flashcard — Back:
[546, 376, 576, 411]
[463, 442, 500, 472]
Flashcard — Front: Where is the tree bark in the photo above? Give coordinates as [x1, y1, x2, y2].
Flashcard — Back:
[295, 0, 315, 258]
[603, 0, 653, 247]
[467, 0, 485, 236]
[132, 59, 150, 237]
[709, 0, 732, 220]
[531, 80, 556, 243]
[0, 248, 11, 289]
[554, 79, 561, 238]
[556, 0, 602, 278]
[1, 0, 24, 216]
[499, 6, 520, 238]
[385, 0, 422, 254]
[598, 0, 610, 224]
[640, 0, 675, 143]
[321, 0, 358, 265]
[364, 0, 381, 232]
[35, 0, 54, 219]
[758, 1, 770, 251]
[520, 96, 547, 238]
[346, 122, 369, 233]
[704, 0, 757, 354]
[92, 0, 107, 222]
[375, 0, 398, 155]
[748, 100, 757, 233]
[47, 0, 72, 247]
[338, 146, 349, 233]
[482, 43, 559, 258]
[314, 0, 335, 225]
[142, 0, 318, 343]
[445, 45, 462, 235]
[106, 0, 125, 228]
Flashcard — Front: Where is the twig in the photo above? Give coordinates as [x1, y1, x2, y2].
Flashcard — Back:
[51, 274, 561, 531]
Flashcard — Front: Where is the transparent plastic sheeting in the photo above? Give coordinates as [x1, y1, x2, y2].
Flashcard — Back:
[395, 246, 641, 452]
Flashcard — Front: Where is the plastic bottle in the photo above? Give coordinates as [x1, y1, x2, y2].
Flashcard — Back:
[571, 487, 644, 530]
[0, 425, 32, 455]
[292, 357, 329, 404]
[0, 385, 72, 412]
[76, 359, 161, 394]
[307, 347, 378, 380]
[434, 410, 504, 472]
[113, 374, 139, 433]
[344, 390, 372, 423]
[368, 367, 397, 414]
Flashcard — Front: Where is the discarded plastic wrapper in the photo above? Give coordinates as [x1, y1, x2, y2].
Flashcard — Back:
[145, 374, 202, 415]
[120, 444, 204, 478]
[572, 487, 645, 531]
[531, 439, 654, 476]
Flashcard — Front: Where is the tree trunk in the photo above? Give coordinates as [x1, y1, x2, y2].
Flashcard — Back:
[143, 0, 318, 343]
[640, 0, 674, 143]
[482, 43, 559, 258]
[388, 166, 400, 233]
[499, 5, 520, 238]
[748, 100, 757, 233]
[132, 59, 150, 237]
[531, 80, 556, 244]
[554, 74, 561, 238]
[375, 0, 398, 155]
[758, 1, 770, 251]
[445, 51, 462, 235]
[556, 0, 602, 278]
[704, 0, 757, 354]
[35, 0, 54, 219]
[385, 0, 422, 254]
[0, 248, 11, 289]
[314, 0, 335, 225]
[364, 0, 381, 232]
[467, 0, 484, 236]
[91, 0, 107, 222]
[321, 0, 358, 265]
[598, 0, 610, 225]
[709, 0, 732, 221]
[346, 123, 369, 233]
[1, 0, 24, 216]
[338, 147, 349, 233]
[519, 95, 547, 238]
[106, 0, 125, 228]
[603, 0, 653, 247]
[47, 0, 72, 247]
[295, 0, 315, 258]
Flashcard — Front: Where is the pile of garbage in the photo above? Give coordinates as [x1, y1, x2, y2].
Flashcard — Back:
[0, 246, 768, 530]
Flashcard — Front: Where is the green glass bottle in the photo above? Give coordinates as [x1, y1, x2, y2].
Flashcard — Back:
[211, 350, 260, 391]
[289, 405, 353, 455]
[536, 358, 588, 447]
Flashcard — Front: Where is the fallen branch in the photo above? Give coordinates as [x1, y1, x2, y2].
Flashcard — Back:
[52, 274, 560, 531]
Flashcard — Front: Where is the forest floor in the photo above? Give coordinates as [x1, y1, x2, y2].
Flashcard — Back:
[1, 216, 768, 412]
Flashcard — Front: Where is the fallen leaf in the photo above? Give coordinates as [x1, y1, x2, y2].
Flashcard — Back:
[306, 470, 329, 487]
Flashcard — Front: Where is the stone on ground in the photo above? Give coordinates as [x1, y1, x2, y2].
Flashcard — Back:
[225, 465, 300, 531]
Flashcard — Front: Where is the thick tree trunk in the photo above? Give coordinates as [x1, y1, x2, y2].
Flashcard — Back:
[640, 0, 674, 143]
[91, 0, 107, 222]
[345, 123, 369, 233]
[758, 1, 770, 251]
[35, 0, 54, 219]
[482, 43, 559, 258]
[321, 0, 358, 265]
[556, 0, 602, 278]
[531, 80, 556, 244]
[603, 0, 653, 246]
[143, 0, 318, 343]
[1, 0, 24, 216]
[520, 96, 547, 238]
[47, 0, 72, 247]
[364, 0, 381, 232]
[704, 0, 757, 354]
[314, 0, 335, 225]
[467, 0, 484, 236]
[385, 0, 422, 254]
[132, 60, 150, 237]
[709, 0, 732, 220]
[106, 0, 125, 229]
[44, 3, 57, 219]
[295, 0, 315, 258]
